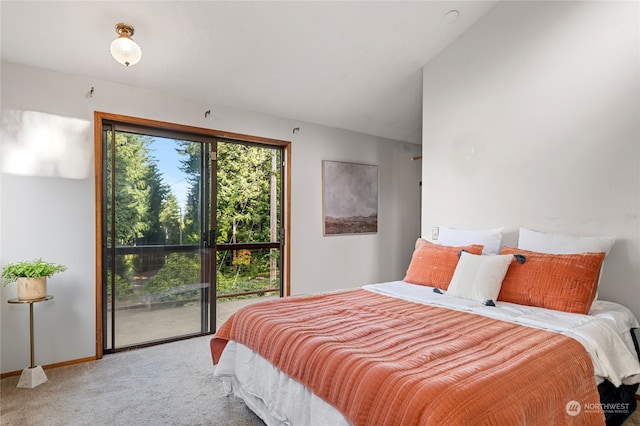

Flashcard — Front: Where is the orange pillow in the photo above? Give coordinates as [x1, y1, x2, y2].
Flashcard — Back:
[404, 239, 484, 290]
[498, 247, 606, 314]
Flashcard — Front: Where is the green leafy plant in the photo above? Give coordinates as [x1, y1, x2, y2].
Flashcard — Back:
[1, 258, 67, 286]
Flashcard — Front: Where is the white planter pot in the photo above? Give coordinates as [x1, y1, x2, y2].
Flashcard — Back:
[17, 277, 47, 301]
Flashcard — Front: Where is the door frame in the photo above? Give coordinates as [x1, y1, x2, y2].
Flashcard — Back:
[94, 111, 291, 359]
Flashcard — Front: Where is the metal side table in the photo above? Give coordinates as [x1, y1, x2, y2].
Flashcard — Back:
[7, 295, 54, 388]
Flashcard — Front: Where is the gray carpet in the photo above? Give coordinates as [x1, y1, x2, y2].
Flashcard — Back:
[2, 335, 639, 426]
[0, 335, 264, 426]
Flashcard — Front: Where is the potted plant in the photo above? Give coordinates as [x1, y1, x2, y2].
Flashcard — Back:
[1, 258, 67, 300]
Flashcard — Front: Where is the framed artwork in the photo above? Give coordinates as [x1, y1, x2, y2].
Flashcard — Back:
[322, 160, 378, 235]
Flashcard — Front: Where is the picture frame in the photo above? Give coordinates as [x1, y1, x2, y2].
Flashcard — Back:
[322, 160, 378, 236]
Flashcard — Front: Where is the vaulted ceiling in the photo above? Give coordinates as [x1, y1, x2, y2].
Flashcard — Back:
[1, 1, 497, 144]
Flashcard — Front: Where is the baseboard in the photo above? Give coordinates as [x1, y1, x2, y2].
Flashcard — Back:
[0, 355, 98, 379]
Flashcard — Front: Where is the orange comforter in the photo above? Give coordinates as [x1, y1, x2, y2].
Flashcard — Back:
[211, 289, 604, 425]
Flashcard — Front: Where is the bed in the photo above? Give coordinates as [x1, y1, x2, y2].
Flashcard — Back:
[211, 235, 640, 426]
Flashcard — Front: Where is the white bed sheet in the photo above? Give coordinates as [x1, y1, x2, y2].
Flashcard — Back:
[214, 281, 640, 425]
[365, 281, 640, 387]
[217, 341, 350, 426]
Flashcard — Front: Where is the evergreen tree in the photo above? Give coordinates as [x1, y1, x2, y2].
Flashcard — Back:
[177, 141, 204, 244]
[108, 132, 153, 246]
[138, 161, 170, 245]
[216, 143, 276, 245]
[160, 193, 182, 244]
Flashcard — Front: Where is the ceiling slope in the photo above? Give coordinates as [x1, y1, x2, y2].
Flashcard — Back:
[1, 1, 497, 144]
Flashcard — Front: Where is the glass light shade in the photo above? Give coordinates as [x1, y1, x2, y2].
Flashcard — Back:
[110, 35, 142, 67]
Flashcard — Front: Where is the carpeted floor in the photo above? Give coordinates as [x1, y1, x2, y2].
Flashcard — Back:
[626, 407, 640, 426]
[0, 335, 263, 426]
[1, 335, 639, 426]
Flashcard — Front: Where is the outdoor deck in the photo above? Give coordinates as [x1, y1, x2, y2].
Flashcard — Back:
[109, 295, 278, 348]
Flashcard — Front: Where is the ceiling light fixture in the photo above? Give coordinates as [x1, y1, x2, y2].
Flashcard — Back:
[110, 23, 142, 67]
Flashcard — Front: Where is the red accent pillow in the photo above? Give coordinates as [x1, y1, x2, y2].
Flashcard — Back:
[498, 247, 606, 314]
[404, 239, 484, 290]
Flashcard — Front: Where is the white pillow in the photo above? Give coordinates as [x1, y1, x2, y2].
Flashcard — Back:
[517, 227, 615, 256]
[438, 226, 504, 255]
[446, 251, 513, 304]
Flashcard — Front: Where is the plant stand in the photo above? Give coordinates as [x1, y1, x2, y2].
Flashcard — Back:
[7, 295, 54, 388]
[17, 365, 48, 388]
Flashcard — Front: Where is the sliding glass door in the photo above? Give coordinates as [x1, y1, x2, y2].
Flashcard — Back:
[102, 124, 215, 351]
[214, 142, 283, 326]
[99, 116, 287, 353]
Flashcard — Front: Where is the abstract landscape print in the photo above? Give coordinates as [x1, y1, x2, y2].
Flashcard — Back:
[322, 160, 378, 235]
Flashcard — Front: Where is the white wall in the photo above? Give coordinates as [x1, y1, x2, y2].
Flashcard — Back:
[422, 1, 640, 321]
[0, 62, 421, 373]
